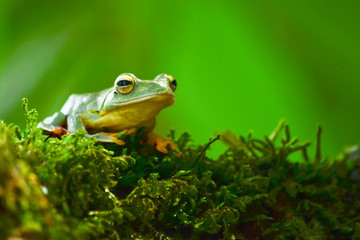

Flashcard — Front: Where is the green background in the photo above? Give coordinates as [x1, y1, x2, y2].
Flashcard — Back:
[1, 1, 359, 158]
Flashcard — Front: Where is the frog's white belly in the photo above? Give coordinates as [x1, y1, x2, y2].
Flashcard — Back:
[82, 111, 156, 133]
[80, 97, 171, 133]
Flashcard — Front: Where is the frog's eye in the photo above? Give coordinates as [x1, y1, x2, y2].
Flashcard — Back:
[115, 75, 135, 94]
[168, 75, 177, 92]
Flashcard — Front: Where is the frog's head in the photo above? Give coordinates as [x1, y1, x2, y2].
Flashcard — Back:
[101, 73, 177, 111]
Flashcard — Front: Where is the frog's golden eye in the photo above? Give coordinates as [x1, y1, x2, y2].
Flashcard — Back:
[115, 75, 135, 94]
[168, 75, 177, 92]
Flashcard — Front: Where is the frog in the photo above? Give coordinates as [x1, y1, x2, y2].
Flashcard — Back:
[38, 73, 178, 154]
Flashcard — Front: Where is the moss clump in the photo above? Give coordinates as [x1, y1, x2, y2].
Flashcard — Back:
[1, 98, 360, 239]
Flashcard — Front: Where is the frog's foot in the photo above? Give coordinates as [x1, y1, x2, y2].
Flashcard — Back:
[38, 122, 70, 135]
[148, 132, 179, 155]
[53, 126, 70, 135]
[89, 128, 137, 145]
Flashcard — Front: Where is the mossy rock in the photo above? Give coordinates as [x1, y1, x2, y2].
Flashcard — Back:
[0, 98, 359, 239]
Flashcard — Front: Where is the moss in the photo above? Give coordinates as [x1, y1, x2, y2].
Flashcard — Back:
[0, 98, 360, 239]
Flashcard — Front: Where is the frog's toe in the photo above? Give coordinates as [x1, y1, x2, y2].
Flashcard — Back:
[148, 133, 180, 155]
[156, 141, 169, 154]
[156, 140, 179, 153]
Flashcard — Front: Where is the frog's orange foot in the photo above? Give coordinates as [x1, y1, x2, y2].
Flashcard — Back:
[53, 126, 70, 135]
[38, 122, 70, 135]
[148, 133, 180, 156]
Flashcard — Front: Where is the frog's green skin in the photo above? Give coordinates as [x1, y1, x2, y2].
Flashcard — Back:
[38, 73, 176, 145]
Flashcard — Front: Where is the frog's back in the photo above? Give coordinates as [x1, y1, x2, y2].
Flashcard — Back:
[60, 90, 107, 116]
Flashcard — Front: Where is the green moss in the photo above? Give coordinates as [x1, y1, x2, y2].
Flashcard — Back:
[1, 98, 360, 239]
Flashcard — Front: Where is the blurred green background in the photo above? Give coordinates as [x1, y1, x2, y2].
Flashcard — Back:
[1, 1, 359, 158]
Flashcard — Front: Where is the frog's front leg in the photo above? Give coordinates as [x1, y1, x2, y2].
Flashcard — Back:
[69, 114, 136, 145]
[88, 128, 137, 145]
[67, 114, 86, 133]
[38, 112, 69, 134]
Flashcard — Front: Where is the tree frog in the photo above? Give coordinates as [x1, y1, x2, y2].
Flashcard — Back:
[38, 73, 178, 154]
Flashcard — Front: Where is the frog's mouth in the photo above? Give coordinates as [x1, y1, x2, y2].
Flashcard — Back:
[113, 92, 174, 107]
